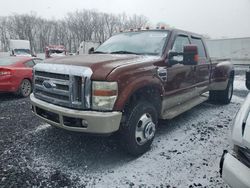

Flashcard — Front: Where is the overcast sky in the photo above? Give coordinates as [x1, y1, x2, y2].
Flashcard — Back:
[1, 0, 249, 38]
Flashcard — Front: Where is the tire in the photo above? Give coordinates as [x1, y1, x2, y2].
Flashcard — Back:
[17, 79, 32, 97]
[246, 70, 250, 90]
[120, 101, 158, 156]
[209, 77, 233, 104]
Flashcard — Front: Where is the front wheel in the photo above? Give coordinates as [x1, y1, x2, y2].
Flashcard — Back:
[17, 79, 32, 97]
[120, 101, 158, 156]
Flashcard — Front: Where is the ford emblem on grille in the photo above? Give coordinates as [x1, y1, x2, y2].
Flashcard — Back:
[42, 80, 56, 89]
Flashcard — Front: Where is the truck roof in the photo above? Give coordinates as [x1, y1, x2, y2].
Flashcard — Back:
[117, 28, 204, 39]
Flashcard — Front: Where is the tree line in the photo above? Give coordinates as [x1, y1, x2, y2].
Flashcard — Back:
[0, 10, 148, 53]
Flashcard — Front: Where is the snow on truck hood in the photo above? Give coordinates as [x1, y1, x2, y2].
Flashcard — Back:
[42, 54, 160, 80]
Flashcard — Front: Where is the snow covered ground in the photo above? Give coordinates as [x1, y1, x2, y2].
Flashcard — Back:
[0, 66, 249, 187]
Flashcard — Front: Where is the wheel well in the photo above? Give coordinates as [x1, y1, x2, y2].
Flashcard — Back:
[124, 86, 162, 116]
[22, 78, 32, 85]
[24, 78, 32, 82]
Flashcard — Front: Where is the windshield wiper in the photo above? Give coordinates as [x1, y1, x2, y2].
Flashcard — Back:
[110, 51, 139, 55]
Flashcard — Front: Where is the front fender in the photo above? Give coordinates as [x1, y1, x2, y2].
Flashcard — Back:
[113, 75, 163, 111]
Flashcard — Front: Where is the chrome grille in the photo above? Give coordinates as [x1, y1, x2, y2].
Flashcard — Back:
[33, 64, 92, 109]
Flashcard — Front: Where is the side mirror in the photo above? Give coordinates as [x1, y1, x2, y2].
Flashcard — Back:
[88, 47, 94, 54]
[168, 45, 198, 66]
[246, 69, 250, 90]
[183, 45, 198, 65]
[168, 51, 183, 66]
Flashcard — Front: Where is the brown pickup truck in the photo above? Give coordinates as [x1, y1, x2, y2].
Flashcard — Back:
[30, 28, 234, 155]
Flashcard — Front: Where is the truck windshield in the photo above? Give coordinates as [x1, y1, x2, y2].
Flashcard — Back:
[49, 50, 65, 54]
[14, 49, 31, 55]
[95, 31, 169, 56]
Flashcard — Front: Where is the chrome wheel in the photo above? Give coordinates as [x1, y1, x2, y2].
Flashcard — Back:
[21, 79, 31, 97]
[135, 113, 156, 145]
[120, 101, 158, 156]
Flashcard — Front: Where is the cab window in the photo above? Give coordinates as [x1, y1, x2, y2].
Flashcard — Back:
[171, 35, 190, 62]
[191, 37, 206, 58]
[172, 35, 190, 53]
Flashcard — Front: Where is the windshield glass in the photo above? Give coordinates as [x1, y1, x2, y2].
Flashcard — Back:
[96, 31, 169, 56]
[14, 49, 31, 55]
[49, 50, 65, 54]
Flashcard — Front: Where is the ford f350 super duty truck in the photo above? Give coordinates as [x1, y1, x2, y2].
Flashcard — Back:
[30, 28, 234, 155]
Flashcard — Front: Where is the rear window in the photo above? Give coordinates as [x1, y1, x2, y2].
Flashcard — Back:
[0, 57, 26, 66]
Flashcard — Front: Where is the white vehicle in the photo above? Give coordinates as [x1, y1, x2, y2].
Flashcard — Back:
[9, 40, 32, 57]
[220, 68, 250, 188]
[77, 41, 100, 54]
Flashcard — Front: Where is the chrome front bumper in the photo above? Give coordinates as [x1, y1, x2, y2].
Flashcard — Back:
[220, 151, 250, 188]
[30, 93, 122, 134]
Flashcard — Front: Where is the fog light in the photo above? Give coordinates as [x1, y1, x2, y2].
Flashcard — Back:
[81, 119, 88, 128]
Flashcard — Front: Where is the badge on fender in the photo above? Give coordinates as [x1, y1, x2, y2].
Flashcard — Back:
[157, 67, 167, 82]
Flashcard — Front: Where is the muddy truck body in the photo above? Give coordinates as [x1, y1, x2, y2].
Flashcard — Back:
[30, 29, 234, 155]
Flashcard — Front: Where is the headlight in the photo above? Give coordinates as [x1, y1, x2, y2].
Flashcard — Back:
[92, 81, 118, 111]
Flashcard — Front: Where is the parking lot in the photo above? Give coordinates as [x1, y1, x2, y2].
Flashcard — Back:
[0, 65, 249, 188]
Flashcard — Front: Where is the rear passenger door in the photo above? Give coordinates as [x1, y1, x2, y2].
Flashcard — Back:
[190, 37, 210, 93]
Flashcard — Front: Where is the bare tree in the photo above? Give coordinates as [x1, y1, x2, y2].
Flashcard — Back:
[8, 13, 39, 53]
[0, 17, 9, 51]
[0, 10, 150, 53]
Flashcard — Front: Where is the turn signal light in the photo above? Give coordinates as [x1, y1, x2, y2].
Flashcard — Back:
[93, 90, 117, 96]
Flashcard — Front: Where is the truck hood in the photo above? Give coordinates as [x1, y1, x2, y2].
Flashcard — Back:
[45, 54, 160, 80]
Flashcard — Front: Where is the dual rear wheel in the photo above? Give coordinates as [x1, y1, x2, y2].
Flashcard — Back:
[209, 77, 234, 104]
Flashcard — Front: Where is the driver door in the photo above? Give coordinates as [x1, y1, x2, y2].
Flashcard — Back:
[162, 35, 197, 112]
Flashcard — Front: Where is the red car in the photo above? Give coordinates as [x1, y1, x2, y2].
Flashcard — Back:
[0, 56, 43, 97]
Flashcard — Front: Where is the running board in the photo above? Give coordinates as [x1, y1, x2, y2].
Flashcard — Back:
[161, 95, 208, 119]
